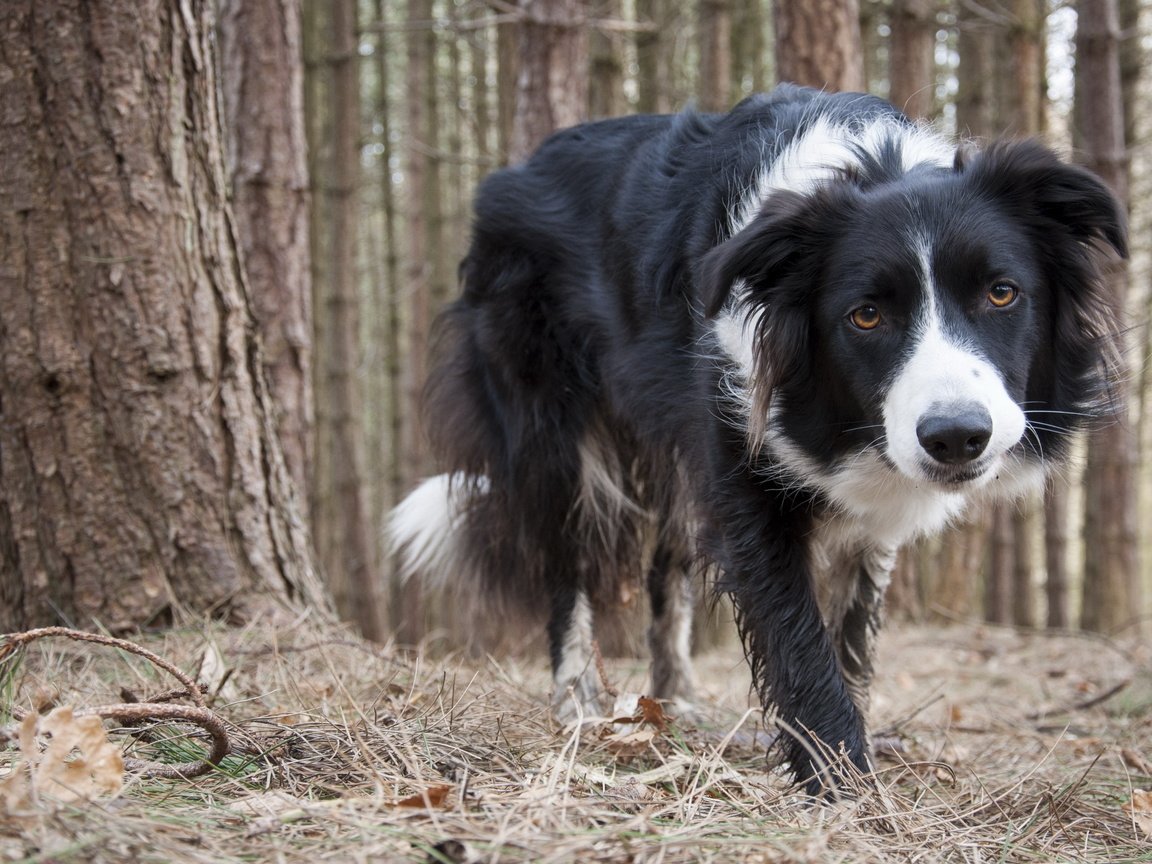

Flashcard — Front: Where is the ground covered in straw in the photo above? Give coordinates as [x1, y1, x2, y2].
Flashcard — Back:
[2, 615, 1151, 863]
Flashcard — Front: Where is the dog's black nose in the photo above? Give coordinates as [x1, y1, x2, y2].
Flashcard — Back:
[917, 405, 993, 464]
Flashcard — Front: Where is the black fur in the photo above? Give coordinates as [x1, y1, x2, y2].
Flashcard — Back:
[406, 85, 1126, 794]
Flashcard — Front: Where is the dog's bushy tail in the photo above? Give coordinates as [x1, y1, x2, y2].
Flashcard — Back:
[386, 472, 488, 594]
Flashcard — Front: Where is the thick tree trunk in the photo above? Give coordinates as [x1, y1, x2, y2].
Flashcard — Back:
[773, 0, 863, 91]
[509, 0, 590, 163]
[1076, 0, 1139, 634]
[219, 0, 314, 503]
[0, 0, 328, 631]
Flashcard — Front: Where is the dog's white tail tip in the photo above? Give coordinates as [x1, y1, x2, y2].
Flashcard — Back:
[386, 472, 485, 587]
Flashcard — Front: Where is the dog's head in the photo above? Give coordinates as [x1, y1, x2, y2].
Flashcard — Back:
[702, 139, 1126, 498]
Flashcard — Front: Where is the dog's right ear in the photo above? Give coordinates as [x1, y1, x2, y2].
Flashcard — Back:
[698, 191, 822, 318]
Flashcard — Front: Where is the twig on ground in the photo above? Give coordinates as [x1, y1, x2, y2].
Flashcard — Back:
[1, 626, 232, 779]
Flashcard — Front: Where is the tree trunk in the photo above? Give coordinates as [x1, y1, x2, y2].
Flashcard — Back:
[219, 0, 314, 504]
[1011, 508, 1035, 627]
[699, 0, 732, 112]
[1076, 0, 1139, 634]
[773, 0, 863, 91]
[984, 513, 1014, 625]
[0, 0, 329, 631]
[590, 0, 625, 118]
[509, 0, 590, 163]
[496, 5, 521, 163]
[887, 0, 935, 119]
[635, 0, 666, 113]
[730, 0, 766, 100]
[1045, 478, 1071, 628]
[955, 0, 1008, 138]
[396, 0, 438, 644]
[1003, 0, 1045, 135]
[309, 0, 381, 639]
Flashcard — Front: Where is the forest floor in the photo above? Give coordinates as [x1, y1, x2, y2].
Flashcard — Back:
[2, 614, 1151, 863]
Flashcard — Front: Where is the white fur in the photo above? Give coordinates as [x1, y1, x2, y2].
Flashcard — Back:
[552, 591, 602, 721]
[387, 472, 485, 587]
[729, 115, 954, 236]
[882, 241, 1027, 486]
[712, 119, 1044, 549]
[715, 117, 956, 402]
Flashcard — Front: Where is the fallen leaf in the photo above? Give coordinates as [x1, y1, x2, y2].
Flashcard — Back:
[637, 696, 669, 732]
[30, 706, 124, 803]
[1122, 789, 1152, 839]
[1122, 749, 1152, 776]
[392, 785, 451, 810]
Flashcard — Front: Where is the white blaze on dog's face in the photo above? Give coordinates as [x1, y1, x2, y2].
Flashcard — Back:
[882, 241, 1027, 487]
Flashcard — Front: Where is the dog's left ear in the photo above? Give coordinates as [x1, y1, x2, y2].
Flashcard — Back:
[966, 139, 1128, 258]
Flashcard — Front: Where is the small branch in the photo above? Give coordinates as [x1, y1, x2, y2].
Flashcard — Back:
[2, 626, 232, 779]
[1, 626, 206, 707]
[89, 703, 232, 779]
[1026, 679, 1130, 721]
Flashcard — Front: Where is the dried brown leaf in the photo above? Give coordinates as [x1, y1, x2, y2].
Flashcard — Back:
[33, 706, 125, 802]
[1122, 789, 1152, 838]
[637, 696, 669, 732]
[1121, 748, 1152, 776]
[392, 785, 451, 810]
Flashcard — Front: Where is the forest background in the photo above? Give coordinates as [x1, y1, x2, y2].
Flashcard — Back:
[1, 0, 1150, 648]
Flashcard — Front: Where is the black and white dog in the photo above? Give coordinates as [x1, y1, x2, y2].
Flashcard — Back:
[389, 85, 1125, 793]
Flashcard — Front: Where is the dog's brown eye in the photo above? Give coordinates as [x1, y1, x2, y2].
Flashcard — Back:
[988, 282, 1018, 308]
[849, 305, 882, 330]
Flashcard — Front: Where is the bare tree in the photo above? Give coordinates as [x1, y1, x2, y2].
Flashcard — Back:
[773, 0, 863, 91]
[0, 0, 328, 631]
[1076, 0, 1140, 634]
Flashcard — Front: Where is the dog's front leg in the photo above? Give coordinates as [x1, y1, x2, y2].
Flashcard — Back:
[708, 460, 870, 795]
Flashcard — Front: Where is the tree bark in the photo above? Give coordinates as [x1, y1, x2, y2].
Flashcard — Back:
[699, 0, 732, 112]
[219, 0, 314, 503]
[1011, 508, 1035, 627]
[1075, 0, 1140, 634]
[308, 0, 381, 639]
[635, 0, 666, 113]
[773, 0, 863, 91]
[0, 0, 329, 631]
[509, 0, 590, 163]
[954, 0, 997, 138]
[888, 0, 935, 119]
[589, 0, 625, 118]
[1044, 478, 1071, 628]
[496, 5, 521, 163]
[1002, 0, 1045, 135]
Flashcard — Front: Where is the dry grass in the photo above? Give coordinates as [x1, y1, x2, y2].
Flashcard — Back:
[3, 616, 1151, 863]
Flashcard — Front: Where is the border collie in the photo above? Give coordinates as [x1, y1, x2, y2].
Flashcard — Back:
[389, 85, 1125, 793]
